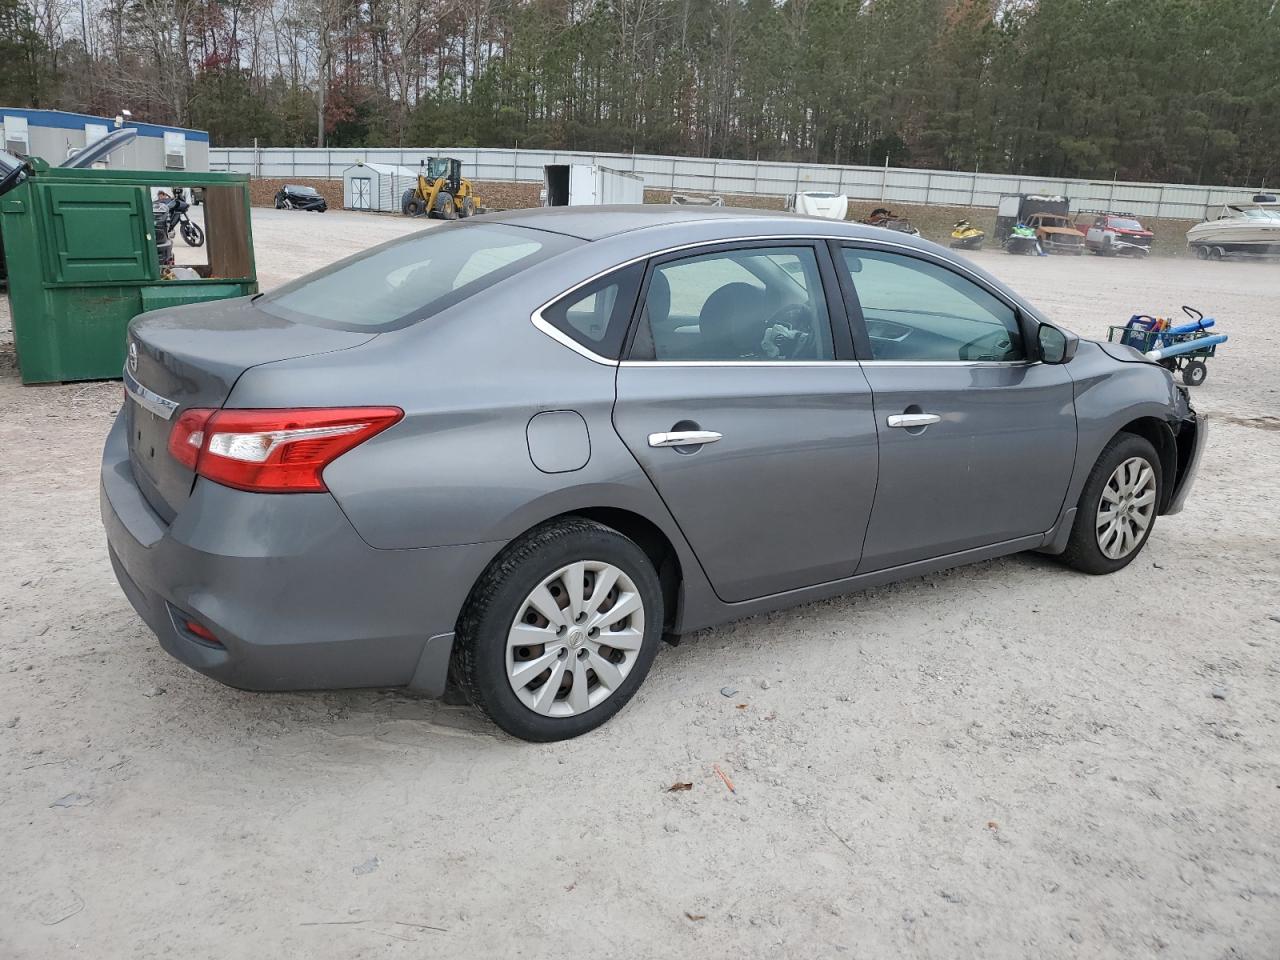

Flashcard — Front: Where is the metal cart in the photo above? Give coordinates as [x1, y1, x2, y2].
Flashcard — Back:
[1108, 306, 1226, 387]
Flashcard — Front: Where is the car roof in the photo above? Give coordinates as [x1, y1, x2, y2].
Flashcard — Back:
[482, 203, 950, 250]
[485, 203, 869, 241]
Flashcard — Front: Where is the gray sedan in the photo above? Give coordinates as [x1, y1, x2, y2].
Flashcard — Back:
[102, 206, 1206, 740]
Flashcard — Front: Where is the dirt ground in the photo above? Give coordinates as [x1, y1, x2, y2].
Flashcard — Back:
[2, 208, 1278, 959]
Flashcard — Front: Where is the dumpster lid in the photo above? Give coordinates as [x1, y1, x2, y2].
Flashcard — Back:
[59, 128, 138, 168]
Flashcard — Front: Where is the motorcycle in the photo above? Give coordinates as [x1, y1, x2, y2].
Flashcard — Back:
[157, 187, 205, 248]
[949, 219, 985, 250]
[861, 207, 921, 236]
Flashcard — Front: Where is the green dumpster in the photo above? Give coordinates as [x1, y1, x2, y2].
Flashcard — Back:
[0, 160, 257, 383]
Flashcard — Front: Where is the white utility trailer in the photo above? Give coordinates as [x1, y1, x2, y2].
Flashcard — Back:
[542, 164, 645, 206]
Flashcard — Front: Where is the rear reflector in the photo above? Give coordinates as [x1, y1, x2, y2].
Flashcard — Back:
[168, 406, 403, 493]
[183, 619, 221, 645]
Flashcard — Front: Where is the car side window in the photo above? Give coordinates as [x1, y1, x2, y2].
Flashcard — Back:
[541, 264, 642, 359]
[630, 246, 835, 361]
[840, 248, 1025, 362]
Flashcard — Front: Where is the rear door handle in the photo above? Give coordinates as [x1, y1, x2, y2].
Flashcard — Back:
[648, 430, 723, 448]
[887, 413, 941, 428]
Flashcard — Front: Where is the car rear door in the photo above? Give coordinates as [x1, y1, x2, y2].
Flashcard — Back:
[833, 243, 1077, 572]
[612, 241, 879, 603]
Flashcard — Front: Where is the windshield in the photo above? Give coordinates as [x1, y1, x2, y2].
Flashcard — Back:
[260, 223, 578, 331]
[287, 185, 319, 195]
[426, 158, 452, 178]
[1110, 218, 1144, 230]
[1242, 207, 1280, 221]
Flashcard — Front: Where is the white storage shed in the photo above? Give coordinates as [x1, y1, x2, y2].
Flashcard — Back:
[343, 161, 418, 212]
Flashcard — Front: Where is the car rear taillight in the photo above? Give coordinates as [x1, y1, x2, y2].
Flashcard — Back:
[167, 408, 215, 469]
[168, 407, 402, 493]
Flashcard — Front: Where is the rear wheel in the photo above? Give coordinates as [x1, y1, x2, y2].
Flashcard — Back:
[454, 518, 663, 741]
[1059, 434, 1162, 575]
[459, 195, 476, 218]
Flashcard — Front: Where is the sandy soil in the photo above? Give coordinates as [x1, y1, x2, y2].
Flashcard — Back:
[2, 209, 1278, 959]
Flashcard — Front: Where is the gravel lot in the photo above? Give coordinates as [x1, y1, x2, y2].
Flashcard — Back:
[2, 208, 1278, 958]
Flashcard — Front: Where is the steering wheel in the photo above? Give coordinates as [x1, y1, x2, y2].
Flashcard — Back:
[764, 303, 815, 358]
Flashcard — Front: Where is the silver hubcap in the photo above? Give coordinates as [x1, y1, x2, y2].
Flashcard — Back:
[1096, 456, 1157, 560]
[506, 561, 645, 717]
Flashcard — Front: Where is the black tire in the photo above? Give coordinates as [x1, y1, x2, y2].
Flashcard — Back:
[180, 221, 204, 247]
[274, 194, 285, 209]
[1182, 359, 1207, 386]
[1059, 433, 1162, 575]
[454, 518, 664, 742]
[401, 188, 424, 217]
[434, 192, 457, 220]
[459, 195, 476, 219]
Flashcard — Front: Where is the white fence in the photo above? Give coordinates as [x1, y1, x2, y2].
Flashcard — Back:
[210, 146, 1270, 220]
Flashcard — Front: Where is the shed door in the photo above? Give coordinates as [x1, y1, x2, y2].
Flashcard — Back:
[351, 176, 371, 210]
[43, 183, 153, 283]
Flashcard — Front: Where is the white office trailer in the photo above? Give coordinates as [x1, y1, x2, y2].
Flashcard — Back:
[0, 108, 209, 171]
[342, 161, 420, 212]
[543, 164, 645, 206]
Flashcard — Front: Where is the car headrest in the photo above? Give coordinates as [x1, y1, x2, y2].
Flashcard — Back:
[698, 282, 765, 359]
[645, 271, 671, 326]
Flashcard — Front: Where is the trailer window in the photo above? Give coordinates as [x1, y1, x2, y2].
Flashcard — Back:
[260, 223, 579, 332]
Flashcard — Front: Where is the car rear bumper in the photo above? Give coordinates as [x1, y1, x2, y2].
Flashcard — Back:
[100, 410, 503, 695]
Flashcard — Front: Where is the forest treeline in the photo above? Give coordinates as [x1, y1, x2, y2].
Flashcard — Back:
[3, 0, 1278, 185]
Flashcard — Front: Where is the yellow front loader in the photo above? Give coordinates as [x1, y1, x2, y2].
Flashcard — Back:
[400, 157, 480, 220]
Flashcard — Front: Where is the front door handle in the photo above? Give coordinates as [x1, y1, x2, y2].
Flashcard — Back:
[886, 413, 941, 428]
[648, 430, 723, 448]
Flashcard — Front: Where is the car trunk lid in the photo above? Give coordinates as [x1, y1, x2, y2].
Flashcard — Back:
[124, 296, 375, 521]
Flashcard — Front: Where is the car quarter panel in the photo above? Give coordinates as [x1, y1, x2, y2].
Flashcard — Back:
[225, 239, 718, 604]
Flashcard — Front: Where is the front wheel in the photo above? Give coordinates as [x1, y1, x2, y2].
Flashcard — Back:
[1059, 433, 1162, 575]
[434, 192, 457, 220]
[1182, 359, 1207, 386]
[454, 518, 664, 741]
[180, 221, 204, 247]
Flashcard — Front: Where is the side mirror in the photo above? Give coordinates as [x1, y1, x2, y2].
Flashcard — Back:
[1038, 324, 1078, 364]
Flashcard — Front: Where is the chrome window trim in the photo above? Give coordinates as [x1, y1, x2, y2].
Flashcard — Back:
[618, 360, 860, 368]
[529, 233, 1036, 366]
[122, 365, 179, 420]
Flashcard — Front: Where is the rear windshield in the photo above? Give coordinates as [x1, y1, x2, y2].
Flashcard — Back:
[260, 222, 578, 331]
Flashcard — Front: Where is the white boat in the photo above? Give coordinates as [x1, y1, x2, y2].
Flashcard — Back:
[786, 191, 848, 220]
[1187, 197, 1280, 259]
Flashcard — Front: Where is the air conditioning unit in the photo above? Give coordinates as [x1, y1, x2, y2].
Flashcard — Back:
[164, 131, 186, 170]
[3, 115, 30, 156]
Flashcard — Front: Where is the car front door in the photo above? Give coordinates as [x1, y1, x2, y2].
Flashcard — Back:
[612, 241, 879, 603]
[834, 243, 1077, 572]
